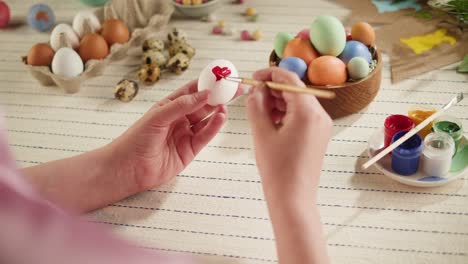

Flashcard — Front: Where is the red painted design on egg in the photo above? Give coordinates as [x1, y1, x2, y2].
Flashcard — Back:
[212, 66, 231, 81]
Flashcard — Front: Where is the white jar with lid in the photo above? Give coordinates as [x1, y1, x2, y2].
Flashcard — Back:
[421, 132, 455, 177]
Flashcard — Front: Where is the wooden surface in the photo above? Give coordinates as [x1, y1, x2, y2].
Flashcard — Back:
[1, 0, 468, 263]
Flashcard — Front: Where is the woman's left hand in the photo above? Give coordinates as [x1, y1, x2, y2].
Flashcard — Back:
[110, 80, 244, 192]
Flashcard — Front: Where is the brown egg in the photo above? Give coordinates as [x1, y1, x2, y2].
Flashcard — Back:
[283, 38, 319, 65]
[307, 56, 347, 86]
[101, 19, 130, 46]
[351, 22, 375, 46]
[27, 43, 55, 66]
[79, 33, 109, 63]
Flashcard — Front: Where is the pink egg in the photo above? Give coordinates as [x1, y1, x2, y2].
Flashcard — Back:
[0, 1, 10, 28]
[296, 28, 310, 40]
[240, 30, 251, 40]
[212, 25, 223, 34]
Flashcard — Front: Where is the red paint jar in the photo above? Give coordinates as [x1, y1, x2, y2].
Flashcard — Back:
[384, 115, 415, 147]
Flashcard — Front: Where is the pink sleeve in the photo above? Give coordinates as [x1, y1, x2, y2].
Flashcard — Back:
[0, 116, 193, 264]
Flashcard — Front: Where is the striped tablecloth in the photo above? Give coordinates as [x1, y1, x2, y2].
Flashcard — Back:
[1, 0, 467, 263]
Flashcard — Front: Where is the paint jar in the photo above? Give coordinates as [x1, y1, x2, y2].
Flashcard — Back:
[391, 131, 423, 175]
[421, 132, 455, 177]
[384, 115, 415, 148]
[433, 115, 463, 154]
[408, 106, 436, 139]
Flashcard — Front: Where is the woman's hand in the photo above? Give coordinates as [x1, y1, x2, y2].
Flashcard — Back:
[246, 67, 333, 202]
[23, 80, 243, 212]
[111, 80, 244, 191]
[246, 67, 331, 264]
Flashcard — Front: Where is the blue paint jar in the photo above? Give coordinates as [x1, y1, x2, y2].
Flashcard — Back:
[391, 131, 423, 175]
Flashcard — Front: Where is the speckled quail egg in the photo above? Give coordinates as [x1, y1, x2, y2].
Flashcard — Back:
[166, 53, 190, 75]
[138, 64, 161, 85]
[168, 42, 196, 58]
[142, 50, 167, 68]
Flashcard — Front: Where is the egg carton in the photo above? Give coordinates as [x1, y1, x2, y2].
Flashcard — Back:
[22, 0, 174, 93]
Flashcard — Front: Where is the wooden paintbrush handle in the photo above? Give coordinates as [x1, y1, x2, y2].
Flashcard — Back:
[265, 81, 336, 99]
[239, 78, 335, 99]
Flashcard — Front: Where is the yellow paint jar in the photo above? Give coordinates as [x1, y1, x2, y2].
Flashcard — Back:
[408, 106, 436, 139]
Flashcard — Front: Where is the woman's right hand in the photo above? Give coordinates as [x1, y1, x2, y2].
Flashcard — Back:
[246, 67, 332, 264]
[246, 67, 333, 203]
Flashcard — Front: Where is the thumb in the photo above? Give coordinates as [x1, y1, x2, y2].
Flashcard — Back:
[246, 84, 275, 135]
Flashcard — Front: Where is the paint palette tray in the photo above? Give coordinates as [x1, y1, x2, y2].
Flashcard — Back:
[367, 129, 468, 187]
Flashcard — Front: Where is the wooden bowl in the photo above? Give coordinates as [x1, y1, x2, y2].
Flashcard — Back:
[269, 49, 382, 119]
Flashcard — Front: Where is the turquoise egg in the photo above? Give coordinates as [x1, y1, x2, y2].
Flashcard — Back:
[347, 57, 370, 80]
[338, 40, 371, 64]
[27, 4, 55, 32]
[274, 32, 295, 58]
[80, 0, 109, 6]
[278, 57, 308, 79]
[310, 15, 346, 56]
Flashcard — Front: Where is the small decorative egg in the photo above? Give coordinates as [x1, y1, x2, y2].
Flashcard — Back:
[283, 38, 319, 65]
[240, 30, 251, 40]
[27, 43, 55, 67]
[296, 28, 310, 40]
[198, 59, 238, 106]
[143, 50, 167, 67]
[142, 38, 165, 52]
[307, 56, 347, 86]
[251, 30, 262, 41]
[245, 7, 257, 17]
[50, 24, 80, 51]
[192, 0, 203, 4]
[347, 57, 370, 80]
[274, 32, 294, 58]
[167, 53, 190, 75]
[114, 79, 139, 102]
[223, 27, 237, 36]
[138, 64, 161, 85]
[182, 0, 191, 4]
[248, 14, 259, 22]
[27, 4, 55, 32]
[0, 1, 10, 29]
[80, 0, 109, 6]
[338, 40, 371, 64]
[101, 19, 130, 46]
[78, 33, 109, 63]
[351, 22, 375, 46]
[310, 15, 346, 56]
[167, 28, 188, 44]
[346, 29, 352, 41]
[51, 48, 84, 77]
[278, 57, 307, 79]
[168, 42, 196, 58]
[72, 11, 101, 38]
[201, 14, 216, 22]
[218, 20, 226, 28]
[212, 25, 223, 35]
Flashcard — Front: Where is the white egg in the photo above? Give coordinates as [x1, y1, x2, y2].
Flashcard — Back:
[198, 59, 238, 106]
[50, 23, 80, 51]
[72, 11, 101, 38]
[51, 48, 84, 77]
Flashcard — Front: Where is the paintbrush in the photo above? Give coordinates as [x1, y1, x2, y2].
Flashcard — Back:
[362, 92, 465, 170]
[224, 76, 336, 99]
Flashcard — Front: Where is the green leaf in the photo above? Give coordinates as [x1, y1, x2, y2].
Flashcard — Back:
[457, 55, 468, 73]
[413, 10, 434, 19]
